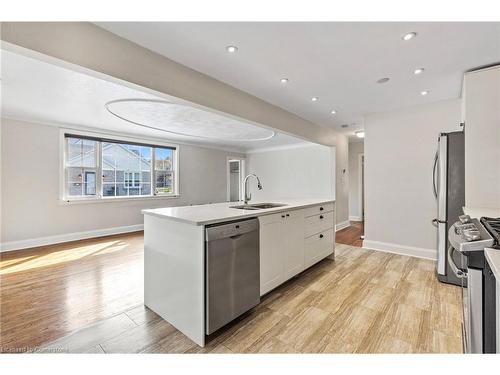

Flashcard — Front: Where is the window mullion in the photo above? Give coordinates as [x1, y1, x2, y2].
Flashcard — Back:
[152, 147, 156, 196]
[97, 141, 103, 198]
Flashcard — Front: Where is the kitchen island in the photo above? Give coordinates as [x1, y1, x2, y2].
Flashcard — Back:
[142, 198, 335, 346]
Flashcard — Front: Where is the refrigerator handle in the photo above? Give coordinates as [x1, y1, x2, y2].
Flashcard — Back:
[432, 150, 439, 198]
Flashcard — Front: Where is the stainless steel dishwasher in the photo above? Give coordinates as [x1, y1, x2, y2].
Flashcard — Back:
[205, 218, 260, 335]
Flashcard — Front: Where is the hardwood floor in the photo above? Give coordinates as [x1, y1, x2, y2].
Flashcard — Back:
[1, 233, 463, 354]
[0, 232, 144, 351]
[336, 221, 364, 247]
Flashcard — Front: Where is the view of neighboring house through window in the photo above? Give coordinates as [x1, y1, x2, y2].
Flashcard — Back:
[64, 134, 176, 200]
[66, 137, 98, 197]
[155, 148, 174, 194]
[102, 142, 151, 197]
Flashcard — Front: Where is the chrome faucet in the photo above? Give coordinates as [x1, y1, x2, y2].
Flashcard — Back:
[243, 174, 262, 204]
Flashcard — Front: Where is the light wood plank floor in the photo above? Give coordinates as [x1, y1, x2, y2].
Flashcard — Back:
[1, 233, 463, 353]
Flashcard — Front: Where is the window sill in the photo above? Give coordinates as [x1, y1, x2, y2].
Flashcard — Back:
[59, 194, 180, 205]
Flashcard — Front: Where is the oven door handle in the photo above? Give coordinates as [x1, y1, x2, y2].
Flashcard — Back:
[447, 245, 467, 279]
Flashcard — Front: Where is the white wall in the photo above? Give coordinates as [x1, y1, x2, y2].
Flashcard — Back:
[246, 144, 335, 201]
[334, 135, 350, 229]
[348, 141, 364, 221]
[0, 118, 244, 250]
[364, 99, 462, 259]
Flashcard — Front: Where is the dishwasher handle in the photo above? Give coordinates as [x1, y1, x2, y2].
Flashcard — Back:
[206, 218, 259, 241]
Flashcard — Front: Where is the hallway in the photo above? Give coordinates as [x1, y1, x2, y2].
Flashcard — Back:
[336, 222, 364, 247]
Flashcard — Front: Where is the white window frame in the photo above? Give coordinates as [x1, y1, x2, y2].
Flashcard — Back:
[59, 128, 180, 204]
[153, 148, 177, 196]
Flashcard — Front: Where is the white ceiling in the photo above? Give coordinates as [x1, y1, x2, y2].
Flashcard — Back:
[96, 22, 500, 135]
[0, 50, 307, 152]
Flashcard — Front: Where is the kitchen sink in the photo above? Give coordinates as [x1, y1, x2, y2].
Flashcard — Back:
[230, 203, 287, 210]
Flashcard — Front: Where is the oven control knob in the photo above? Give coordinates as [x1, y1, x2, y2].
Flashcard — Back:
[463, 229, 481, 242]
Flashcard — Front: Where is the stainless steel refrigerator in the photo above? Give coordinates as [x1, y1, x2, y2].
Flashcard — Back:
[432, 131, 466, 286]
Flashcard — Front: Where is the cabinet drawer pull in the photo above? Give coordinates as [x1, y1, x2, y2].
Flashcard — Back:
[281, 215, 285, 218]
[319, 215, 324, 219]
[320, 207, 324, 211]
[319, 234, 324, 239]
[286, 214, 290, 217]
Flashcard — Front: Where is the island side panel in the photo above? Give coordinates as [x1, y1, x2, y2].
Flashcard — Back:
[328, 201, 336, 260]
[143, 214, 205, 347]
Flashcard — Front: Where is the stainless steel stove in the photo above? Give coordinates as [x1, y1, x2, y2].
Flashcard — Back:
[481, 217, 500, 249]
[448, 215, 498, 353]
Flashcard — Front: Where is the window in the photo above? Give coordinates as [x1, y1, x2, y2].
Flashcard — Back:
[124, 172, 141, 188]
[102, 142, 151, 197]
[63, 133, 177, 200]
[65, 137, 98, 197]
[154, 148, 174, 195]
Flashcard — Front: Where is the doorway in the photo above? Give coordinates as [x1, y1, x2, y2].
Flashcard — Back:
[359, 153, 365, 221]
[227, 157, 245, 202]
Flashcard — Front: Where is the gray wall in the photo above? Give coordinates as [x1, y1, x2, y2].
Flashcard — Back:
[1, 118, 243, 245]
[363, 99, 461, 258]
[348, 141, 364, 220]
[246, 144, 335, 202]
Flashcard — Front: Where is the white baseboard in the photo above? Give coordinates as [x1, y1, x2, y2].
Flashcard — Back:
[335, 220, 350, 232]
[0, 224, 144, 253]
[349, 216, 363, 222]
[363, 239, 437, 260]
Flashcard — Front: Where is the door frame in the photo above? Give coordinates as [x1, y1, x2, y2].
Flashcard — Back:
[358, 153, 365, 220]
[226, 156, 246, 202]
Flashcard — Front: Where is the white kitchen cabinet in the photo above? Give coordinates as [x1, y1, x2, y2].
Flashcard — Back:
[305, 228, 334, 269]
[305, 210, 335, 237]
[259, 212, 287, 294]
[259, 209, 305, 294]
[463, 66, 500, 209]
[304, 206, 335, 268]
[283, 209, 306, 280]
[259, 204, 335, 295]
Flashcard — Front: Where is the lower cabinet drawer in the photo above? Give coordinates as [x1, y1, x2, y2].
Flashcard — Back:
[303, 203, 334, 218]
[305, 228, 334, 268]
[305, 211, 334, 237]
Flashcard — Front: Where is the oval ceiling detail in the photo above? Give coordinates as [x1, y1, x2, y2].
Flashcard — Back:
[105, 99, 276, 141]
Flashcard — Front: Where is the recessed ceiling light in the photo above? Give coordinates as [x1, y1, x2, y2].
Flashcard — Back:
[402, 32, 417, 41]
[355, 130, 365, 138]
[331, 110, 337, 115]
[280, 78, 289, 84]
[414, 68, 425, 75]
[421, 90, 429, 96]
[377, 77, 390, 84]
[226, 45, 238, 53]
[311, 97, 319, 102]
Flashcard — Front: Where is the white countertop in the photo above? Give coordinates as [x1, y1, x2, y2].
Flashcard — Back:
[485, 248, 500, 281]
[463, 206, 500, 219]
[142, 198, 335, 226]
